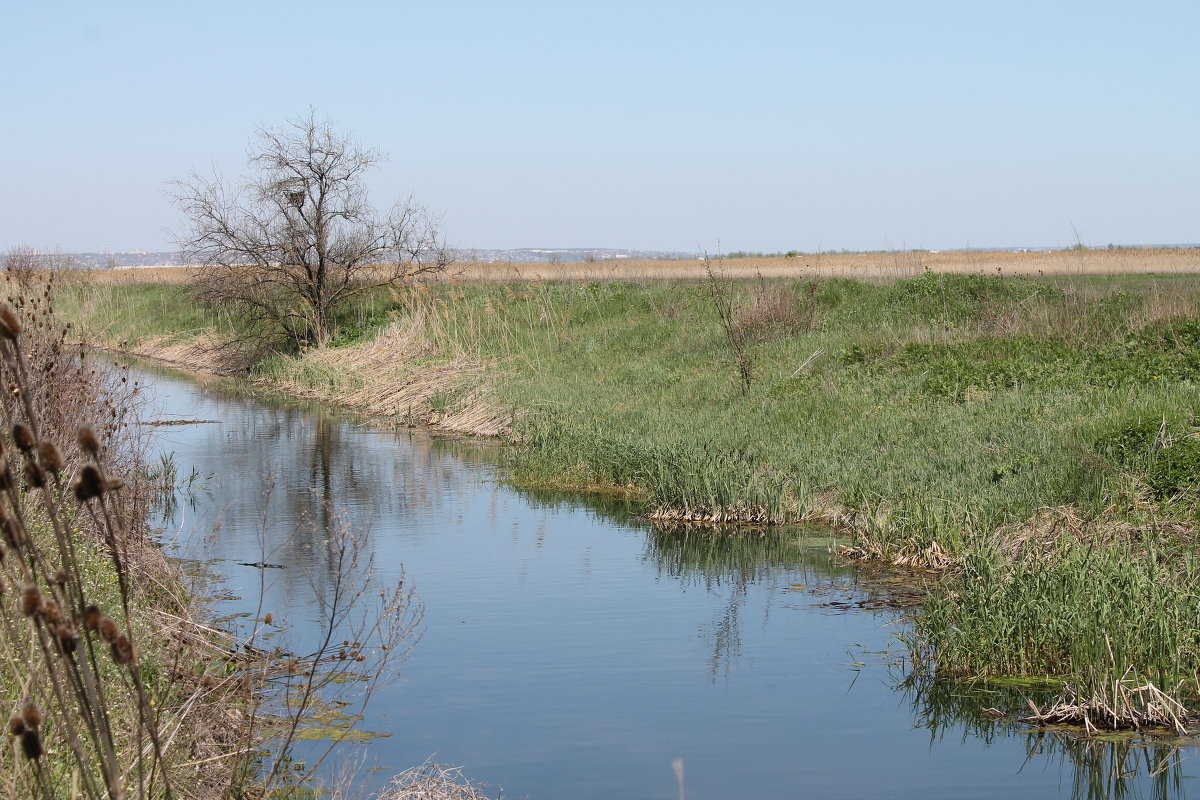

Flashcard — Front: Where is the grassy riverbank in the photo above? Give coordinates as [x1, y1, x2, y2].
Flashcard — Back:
[65, 264, 1200, 728]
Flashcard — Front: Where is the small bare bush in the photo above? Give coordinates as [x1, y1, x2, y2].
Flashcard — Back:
[702, 252, 753, 395]
[380, 762, 501, 800]
[733, 277, 820, 342]
[233, 499, 425, 797]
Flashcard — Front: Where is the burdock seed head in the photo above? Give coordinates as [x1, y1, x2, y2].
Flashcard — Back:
[11, 424, 34, 453]
[23, 460, 44, 488]
[3, 518, 26, 547]
[111, 635, 133, 665]
[73, 464, 105, 502]
[21, 729, 42, 760]
[77, 426, 100, 456]
[41, 599, 62, 625]
[0, 305, 20, 340]
[21, 584, 41, 617]
[55, 623, 79, 655]
[37, 441, 63, 473]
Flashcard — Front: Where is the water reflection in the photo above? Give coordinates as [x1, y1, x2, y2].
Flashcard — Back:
[140, 363, 1200, 800]
[902, 674, 1188, 800]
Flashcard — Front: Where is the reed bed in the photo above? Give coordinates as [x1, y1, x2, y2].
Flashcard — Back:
[84, 246, 1200, 287]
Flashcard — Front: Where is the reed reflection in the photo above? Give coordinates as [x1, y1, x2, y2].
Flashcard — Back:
[901, 674, 1188, 800]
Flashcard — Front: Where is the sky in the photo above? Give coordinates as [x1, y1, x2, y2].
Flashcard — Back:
[1, 0, 1197, 254]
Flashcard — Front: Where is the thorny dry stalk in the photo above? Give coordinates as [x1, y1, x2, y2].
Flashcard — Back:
[0, 275, 179, 800]
[230, 489, 425, 799]
[701, 252, 754, 396]
[0, 270, 430, 800]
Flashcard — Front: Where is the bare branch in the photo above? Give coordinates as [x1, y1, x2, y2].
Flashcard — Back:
[170, 111, 450, 349]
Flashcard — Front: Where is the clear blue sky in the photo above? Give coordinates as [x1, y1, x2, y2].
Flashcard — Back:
[2, 0, 1196, 254]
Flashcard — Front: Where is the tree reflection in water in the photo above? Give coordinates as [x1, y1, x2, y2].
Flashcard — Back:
[643, 523, 857, 681]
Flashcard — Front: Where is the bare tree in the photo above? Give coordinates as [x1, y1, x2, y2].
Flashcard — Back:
[171, 110, 452, 349]
[5, 243, 41, 290]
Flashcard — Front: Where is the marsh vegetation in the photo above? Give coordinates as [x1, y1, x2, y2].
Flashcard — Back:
[62, 260, 1200, 734]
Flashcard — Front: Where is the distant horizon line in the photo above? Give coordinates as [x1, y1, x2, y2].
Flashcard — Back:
[15, 242, 1200, 260]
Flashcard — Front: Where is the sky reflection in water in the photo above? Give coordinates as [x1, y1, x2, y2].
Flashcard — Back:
[142, 367, 1198, 800]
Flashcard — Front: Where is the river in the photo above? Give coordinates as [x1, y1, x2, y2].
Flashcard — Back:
[141, 365, 1195, 799]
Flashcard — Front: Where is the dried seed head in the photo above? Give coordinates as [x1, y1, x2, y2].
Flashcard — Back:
[21, 584, 41, 617]
[21, 704, 40, 729]
[7, 716, 23, 736]
[55, 623, 79, 655]
[83, 605, 101, 630]
[98, 616, 119, 643]
[36, 441, 63, 473]
[263, 612, 274, 626]
[41, 599, 62, 625]
[23, 460, 44, 488]
[74, 464, 105, 502]
[77, 426, 101, 455]
[0, 542, 5, 563]
[3, 518, 24, 547]
[111, 635, 133, 665]
[52, 569, 66, 586]
[0, 460, 11, 491]
[21, 729, 42, 760]
[0, 305, 20, 340]
[105, 477, 124, 492]
[11, 424, 33, 453]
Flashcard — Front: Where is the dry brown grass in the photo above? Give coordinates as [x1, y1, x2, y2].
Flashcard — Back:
[87, 247, 1200, 286]
[0, 271, 251, 799]
[94, 266, 200, 285]
[1023, 672, 1190, 735]
[260, 310, 510, 437]
[378, 763, 500, 800]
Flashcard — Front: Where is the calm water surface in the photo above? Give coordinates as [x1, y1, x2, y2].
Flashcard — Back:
[141, 366, 1198, 799]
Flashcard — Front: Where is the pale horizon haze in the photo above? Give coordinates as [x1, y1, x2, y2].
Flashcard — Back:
[1, 0, 1197, 255]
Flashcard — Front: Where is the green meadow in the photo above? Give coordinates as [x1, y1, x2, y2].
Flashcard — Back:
[68, 269, 1200, 723]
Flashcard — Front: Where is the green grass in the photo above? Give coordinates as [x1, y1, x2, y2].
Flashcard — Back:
[69, 270, 1200, 716]
[69, 272, 1200, 548]
[408, 275, 1200, 544]
[62, 281, 232, 345]
[906, 542, 1200, 685]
